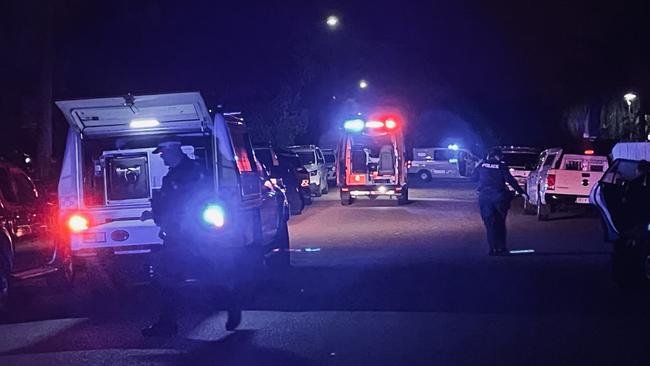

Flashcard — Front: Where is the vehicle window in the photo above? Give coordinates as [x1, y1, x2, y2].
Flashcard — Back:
[564, 159, 583, 171]
[13, 172, 38, 204]
[502, 153, 538, 170]
[297, 151, 316, 165]
[324, 153, 336, 163]
[0, 168, 18, 203]
[434, 149, 457, 161]
[228, 127, 255, 172]
[602, 160, 646, 185]
[543, 154, 556, 168]
[255, 149, 273, 168]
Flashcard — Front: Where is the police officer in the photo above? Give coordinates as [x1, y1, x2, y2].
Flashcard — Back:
[471, 148, 528, 256]
[141, 139, 242, 337]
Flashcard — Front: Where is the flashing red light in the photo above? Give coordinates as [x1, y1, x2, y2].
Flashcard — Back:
[546, 174, 556, 190]
[385, 119, 397, 129]
[584, 149, 594, 155]
[365, 121, 384, 129]
[68, 214, 89, 232]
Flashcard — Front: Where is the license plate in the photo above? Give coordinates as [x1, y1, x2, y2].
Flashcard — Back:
[575, 197, 590, 204]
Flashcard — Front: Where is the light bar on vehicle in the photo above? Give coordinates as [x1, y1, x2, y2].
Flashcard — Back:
[365, 120, 384, 129]
[447, 144, 459, 151]
[343, 119, 365, 132]
[385, 119, 397, 129]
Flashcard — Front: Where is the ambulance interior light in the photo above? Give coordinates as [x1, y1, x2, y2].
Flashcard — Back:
[130, 118, 160, 129]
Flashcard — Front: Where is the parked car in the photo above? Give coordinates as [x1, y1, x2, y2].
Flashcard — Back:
[321, 148, 337, 185]
[408, 145, 479, 182]
[255, 145, 305, 215]
[287, 145, 328, 196]
[0, 162, 72, 312]
[591, 142, 650, 287]
[54, 92, 291, 289]
[524, 147, 609, 220]
[276, 150, 312, 206]
[497, 146, 540, 192]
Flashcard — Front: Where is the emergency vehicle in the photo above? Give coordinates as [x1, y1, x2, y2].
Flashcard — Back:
[408, 145, 479, 181]
[55, 92, 290, 285]
[336, 115, 408, 205]
[591, 142, 650, 286]
[524, 147, 609, 220]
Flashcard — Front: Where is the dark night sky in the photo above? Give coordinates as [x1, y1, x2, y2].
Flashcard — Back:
[2, 0, 649, 153]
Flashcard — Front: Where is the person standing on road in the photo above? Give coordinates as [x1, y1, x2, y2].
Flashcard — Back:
[140, 140, 242, 337]
[471, 148, 528, 256]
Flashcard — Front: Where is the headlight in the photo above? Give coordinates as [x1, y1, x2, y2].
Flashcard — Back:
[310, 170, 318, 176]
[202, 204, 225, 228]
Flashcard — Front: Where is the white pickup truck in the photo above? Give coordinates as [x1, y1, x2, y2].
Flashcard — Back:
[524, 147, 609, 220]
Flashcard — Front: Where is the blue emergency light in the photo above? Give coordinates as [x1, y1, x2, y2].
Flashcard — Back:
[343, 119, 365, 132]
[447, 144, 459, 151]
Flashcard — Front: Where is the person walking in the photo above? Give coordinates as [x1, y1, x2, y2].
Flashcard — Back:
[141, 139, 242, 337]
[471, 148, 528, 256]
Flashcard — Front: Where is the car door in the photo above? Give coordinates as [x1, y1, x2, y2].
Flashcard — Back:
[527, 151, 547, 204]
[228, 124, 278, 243]
[4, 167, 55, 273]
[315, 148, 326, 180]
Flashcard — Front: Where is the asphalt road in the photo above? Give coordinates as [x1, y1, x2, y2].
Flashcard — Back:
[2, 179, 650, 365]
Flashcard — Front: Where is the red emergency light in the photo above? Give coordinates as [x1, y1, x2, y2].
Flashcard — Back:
[584, 149, 594, 155]
[67, 214, 90, 232]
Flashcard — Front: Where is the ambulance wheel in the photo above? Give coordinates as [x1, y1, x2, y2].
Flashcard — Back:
[340, 192, 353, 206]
[47, 245, 75, 290]
[418, 170, 432, 182]
[397, 188, 409, 205]
[265, 219, 290, 269]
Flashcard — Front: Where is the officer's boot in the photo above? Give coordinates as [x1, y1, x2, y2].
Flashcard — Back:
[225, 308, 242, 331]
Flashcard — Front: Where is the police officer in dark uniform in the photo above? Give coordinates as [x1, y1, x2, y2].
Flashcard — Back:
[471, 148, 528, 256]
[141, 139, 242, 337]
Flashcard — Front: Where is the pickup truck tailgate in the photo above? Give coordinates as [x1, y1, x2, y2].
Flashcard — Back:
[551, 169, 605, 196]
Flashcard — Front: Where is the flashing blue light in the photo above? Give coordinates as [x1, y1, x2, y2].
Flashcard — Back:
[447, 144, 459, 151]
[448, 158, 458, 163]
[343, 119, 365, 132]
[202, 205, 225, 227]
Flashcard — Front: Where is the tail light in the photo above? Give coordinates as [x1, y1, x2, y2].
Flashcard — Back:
[67, 214, 90, 232]
[301, 179, 310, 187]
[546, 174, 556, 190]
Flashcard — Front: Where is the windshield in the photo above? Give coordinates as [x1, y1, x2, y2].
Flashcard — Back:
[296, 151, 316, 165]
[502, 153, 538, 169]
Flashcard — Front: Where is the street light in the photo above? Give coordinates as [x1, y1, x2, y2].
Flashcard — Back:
[624, 92, 638, 114]
[326, 15, 339, 29]
[624, 92, 637, 106]
[359, 79, 368, 89]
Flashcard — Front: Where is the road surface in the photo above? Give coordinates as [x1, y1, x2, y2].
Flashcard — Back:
[1, 179, 649, 365]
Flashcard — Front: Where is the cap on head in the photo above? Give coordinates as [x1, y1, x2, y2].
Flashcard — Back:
[487, 147, 503, 160]
[153, 139, 182, 154]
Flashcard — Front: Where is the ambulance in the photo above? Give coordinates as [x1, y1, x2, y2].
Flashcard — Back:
[336, 115, 408, 205]
[55, 92, 290, 285]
